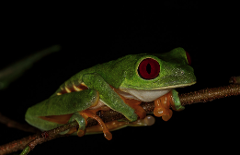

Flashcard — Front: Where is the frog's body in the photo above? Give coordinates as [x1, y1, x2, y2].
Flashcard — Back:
[25, 47, 196, 140]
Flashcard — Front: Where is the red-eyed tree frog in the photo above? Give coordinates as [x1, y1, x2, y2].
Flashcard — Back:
[25, 47, 196, 140]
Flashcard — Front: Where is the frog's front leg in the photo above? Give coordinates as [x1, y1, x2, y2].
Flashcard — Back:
[154, 89, 185, 121]
[82, 73, 139, 121]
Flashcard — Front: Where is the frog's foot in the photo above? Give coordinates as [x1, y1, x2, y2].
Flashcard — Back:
[111, 86, 146, 119]
[67, 112, 87, 137]
[154, 91, 173, 121]
[80, 109, 112, 140]
[118, 94, 146, 119]
[171, 89, 185, 111]
[126, 115, 155, 127]
[124, 99, 146, 119]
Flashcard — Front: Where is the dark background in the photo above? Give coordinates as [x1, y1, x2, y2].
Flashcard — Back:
[1, 2, 239, 155]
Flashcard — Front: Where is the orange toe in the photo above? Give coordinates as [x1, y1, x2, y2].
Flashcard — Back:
[80, 110, 112, 140]
[154, 91, 173, 121]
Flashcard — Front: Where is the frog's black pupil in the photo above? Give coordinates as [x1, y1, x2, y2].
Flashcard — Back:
[146, 63, 151, 74]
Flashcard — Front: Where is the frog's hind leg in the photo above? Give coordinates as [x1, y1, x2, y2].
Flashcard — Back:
[80, 109, 112, 140]
[86, 115, 155, 134]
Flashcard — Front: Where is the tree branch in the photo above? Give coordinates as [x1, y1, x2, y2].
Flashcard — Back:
[180, 84, 240, 106]
[0, 84, 240, 155]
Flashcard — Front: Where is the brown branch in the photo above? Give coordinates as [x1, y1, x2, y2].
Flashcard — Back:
[180, 84, 240, 106]
[0, 84, 240, 155]
[0, 103, 153, 155]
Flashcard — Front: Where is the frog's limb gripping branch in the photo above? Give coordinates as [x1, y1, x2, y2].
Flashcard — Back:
[1, 84, 240, 155]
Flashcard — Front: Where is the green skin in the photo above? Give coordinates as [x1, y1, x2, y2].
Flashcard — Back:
[25, 47, 196, 135]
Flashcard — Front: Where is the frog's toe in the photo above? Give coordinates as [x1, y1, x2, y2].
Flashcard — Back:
[154, 106, 173, 121]
[135, 107, 146, 119]
[68, 112, 86, 137]
[171, 89, 185, 111]
[80, 110, 112, 140]
[162, 109, 173, 121]
[103, 131, 112, 140]
[153, 107, 164, 117]
[154, 92, 173, 121]
[119, 97, 146, 119]
[77, 129, 85, 137]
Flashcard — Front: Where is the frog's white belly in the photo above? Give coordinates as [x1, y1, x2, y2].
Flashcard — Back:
[118, 89, 171, 102]
[89, 89, 171, 110]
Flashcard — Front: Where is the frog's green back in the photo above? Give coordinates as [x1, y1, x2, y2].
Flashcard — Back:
[51, 54, 144, 96]
[52, 47, 195, 96]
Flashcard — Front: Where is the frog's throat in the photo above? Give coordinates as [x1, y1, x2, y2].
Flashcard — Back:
[117, 82, 196, 102]
[90, 82, 196, 108]
[115, 89, 171, 102]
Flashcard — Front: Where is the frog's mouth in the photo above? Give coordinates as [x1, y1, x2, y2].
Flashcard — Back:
[118, 82, 195, 102]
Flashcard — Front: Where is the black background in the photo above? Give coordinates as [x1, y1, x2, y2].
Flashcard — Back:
[0, 2, 239, 155]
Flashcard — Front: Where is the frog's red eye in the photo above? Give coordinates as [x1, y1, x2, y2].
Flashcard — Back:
[186, 51, 191, 65]
[138, 58, 160, 79]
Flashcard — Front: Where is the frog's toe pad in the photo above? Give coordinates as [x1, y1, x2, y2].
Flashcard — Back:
[104, 131, 112, 140]
[129, 115, 156, 126]
[154, 92, 174, 121]
[77, 129, 85, 137]
[153, 107, 164, 117]
[162, 109, 173, 121]
[154, 107, 172, 121]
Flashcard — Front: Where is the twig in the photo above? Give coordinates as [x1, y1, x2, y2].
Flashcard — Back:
[0, 84, 240, 155]
[0, 45, 61, 90]
[0, 113, 41, 134]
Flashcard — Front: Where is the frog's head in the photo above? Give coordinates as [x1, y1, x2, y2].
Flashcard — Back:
[116, 47, 196, 102]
